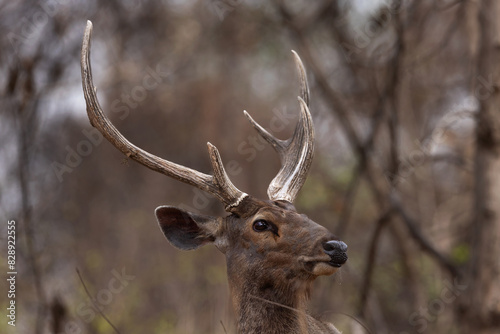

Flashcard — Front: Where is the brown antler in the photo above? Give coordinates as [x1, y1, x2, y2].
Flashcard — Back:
[243, 51, 314, 203]
[81, 20, 247, 211]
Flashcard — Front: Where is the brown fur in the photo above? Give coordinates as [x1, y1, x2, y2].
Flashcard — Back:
[224, 198, 341, 333]
[157, 196, 343, 333]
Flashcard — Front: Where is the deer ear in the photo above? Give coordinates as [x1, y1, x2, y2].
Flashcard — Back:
[155, 206, 219, 250]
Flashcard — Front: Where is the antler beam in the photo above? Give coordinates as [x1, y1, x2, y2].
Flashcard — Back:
[244, 51, 315, 203]
[81, 21, 247, 211]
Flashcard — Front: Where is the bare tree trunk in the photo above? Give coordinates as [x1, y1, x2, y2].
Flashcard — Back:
[15, 79, 47, 334]
[460, 1, 500, 332]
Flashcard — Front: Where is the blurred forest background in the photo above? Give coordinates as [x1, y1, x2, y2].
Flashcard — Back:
[1, 0, 500, 333]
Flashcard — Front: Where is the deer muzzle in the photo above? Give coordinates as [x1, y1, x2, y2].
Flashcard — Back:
[323, 240, 348, 267]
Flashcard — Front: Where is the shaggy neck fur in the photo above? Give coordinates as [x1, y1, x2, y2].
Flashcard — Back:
[229, 271, 313, 334]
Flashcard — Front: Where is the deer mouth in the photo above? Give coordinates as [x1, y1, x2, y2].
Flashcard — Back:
[299, 255, 345, 276]
[327, 250, 348, 267]
[328, 255, 348, 268]
[310, 261, 340, 276]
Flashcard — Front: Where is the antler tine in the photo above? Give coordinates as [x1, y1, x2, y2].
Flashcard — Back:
[270, 97, 314, 202]
[244, 52, 315, 203]
[207, 143, 248, 210]
[81, 20, 247, 211]
[291, 50, 310, 107]
[243, 110, 287, 153]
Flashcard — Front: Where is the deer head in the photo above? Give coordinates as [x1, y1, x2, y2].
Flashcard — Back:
[81, 20, 347, 334]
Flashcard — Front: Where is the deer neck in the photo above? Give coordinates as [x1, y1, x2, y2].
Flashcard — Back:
[228, 270, 312, 334]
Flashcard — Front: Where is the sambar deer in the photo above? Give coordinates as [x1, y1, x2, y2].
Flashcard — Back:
[81, 20, 348, 334]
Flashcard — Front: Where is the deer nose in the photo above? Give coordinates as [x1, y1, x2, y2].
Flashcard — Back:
[323, 240, 348, 267]
[323, 240, 348, 253]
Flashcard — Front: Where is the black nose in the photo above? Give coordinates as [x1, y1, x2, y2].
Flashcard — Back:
[323, 240, 348, 267]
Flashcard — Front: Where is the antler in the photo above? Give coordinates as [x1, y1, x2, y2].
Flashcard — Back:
[244, 51, 314, 203]
[81, 21, 247, 212]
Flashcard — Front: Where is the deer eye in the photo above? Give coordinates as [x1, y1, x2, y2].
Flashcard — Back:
[253, 219, 269, 232]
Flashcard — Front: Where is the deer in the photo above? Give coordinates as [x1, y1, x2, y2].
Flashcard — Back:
[81, 20, 348, 334]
